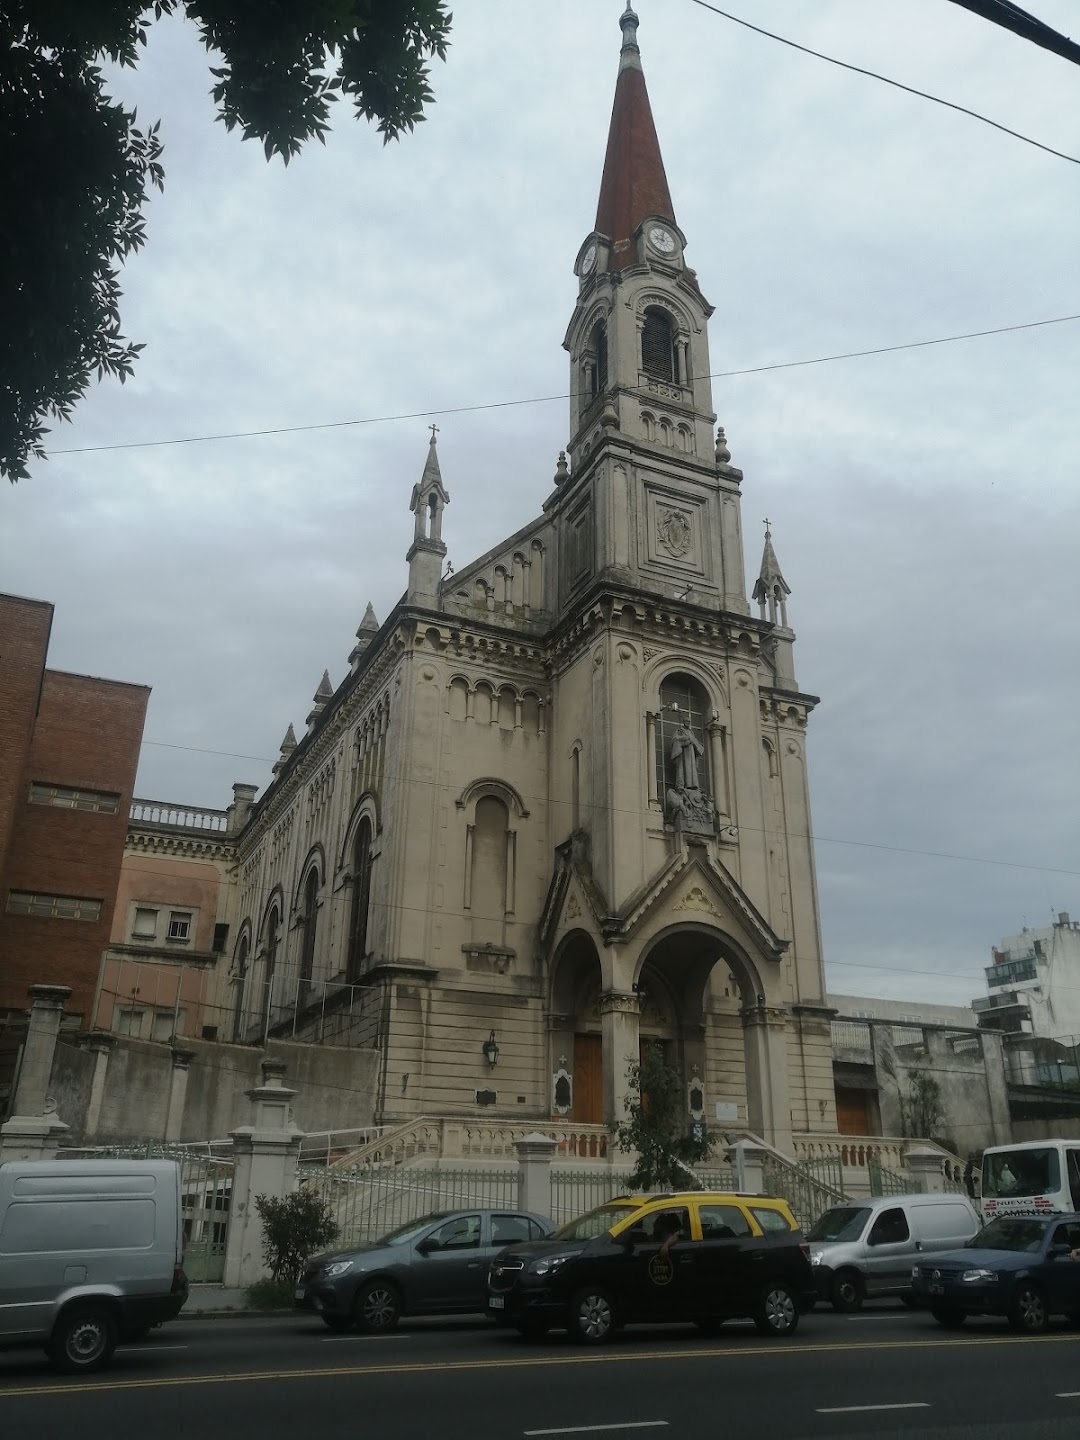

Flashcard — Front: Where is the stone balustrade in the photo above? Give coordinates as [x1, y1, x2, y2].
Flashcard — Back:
[332, 1116, 611, 1169]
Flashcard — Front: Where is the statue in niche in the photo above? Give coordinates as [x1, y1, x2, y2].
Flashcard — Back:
[665, 723, 717, 838]
[670, 725, 704, 790]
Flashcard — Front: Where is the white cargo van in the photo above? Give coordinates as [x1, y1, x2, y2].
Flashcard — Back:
[0, 1158, 188, 1372]
[807, 1192, 980, 1310]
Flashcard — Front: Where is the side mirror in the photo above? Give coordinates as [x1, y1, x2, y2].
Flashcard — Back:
[1050, 1243, 1072, 1260]
[416, 1237, 438, 1256]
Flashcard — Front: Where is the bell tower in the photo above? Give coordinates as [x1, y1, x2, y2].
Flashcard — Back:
[555, 3, 748, 615]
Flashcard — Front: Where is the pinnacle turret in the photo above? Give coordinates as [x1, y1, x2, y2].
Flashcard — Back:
[753, 523, 791, 627]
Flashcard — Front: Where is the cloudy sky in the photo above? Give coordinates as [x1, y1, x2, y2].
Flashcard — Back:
[3, 1, 1078, 1009]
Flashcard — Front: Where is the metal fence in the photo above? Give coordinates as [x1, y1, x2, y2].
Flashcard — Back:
[63, 1141, 233, 1281]
[297, 1163, 519, 1247]
[762, 1151, 846, 1230]
[867, 1159, 910, 1198]
[548, 1163, 738, 1227]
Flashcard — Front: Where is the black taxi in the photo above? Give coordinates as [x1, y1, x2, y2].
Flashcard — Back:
[486, 1191, 815, 1344]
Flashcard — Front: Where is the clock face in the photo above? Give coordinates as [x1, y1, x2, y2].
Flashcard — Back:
[581, 243, 597, 276]
[648, 226, 676, 255]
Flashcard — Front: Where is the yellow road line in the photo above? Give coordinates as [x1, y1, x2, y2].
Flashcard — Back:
[2, 1332, 1077, 1401]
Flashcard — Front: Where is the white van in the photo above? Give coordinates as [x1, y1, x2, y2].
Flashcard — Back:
[0, 1158, 188, 1372]
[806, 1192, 980, 1311]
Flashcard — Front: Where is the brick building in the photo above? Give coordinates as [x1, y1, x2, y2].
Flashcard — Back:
[0, 592, 149, 1108]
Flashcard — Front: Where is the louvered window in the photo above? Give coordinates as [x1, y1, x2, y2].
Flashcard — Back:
[591, 321, 608, 397]
[641, 308, 677, 383]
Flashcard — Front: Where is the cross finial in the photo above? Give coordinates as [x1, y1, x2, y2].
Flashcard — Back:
[763, 517, 772, 536]
[429, 423, 439, 440]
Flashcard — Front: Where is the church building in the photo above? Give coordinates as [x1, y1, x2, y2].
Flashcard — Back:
[194, 6, 837, 1152]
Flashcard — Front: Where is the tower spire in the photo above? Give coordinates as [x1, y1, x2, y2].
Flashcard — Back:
[753, 522, 792, 627]
[594, 3, 675, 269]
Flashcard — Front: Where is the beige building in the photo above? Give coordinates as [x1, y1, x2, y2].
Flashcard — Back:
[91, 8, 837, 1157]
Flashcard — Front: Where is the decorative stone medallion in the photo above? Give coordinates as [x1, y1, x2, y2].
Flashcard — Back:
[656, 506, 693, 558]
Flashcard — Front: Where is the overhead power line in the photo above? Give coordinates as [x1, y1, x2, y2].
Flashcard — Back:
[687, 0, 1080, 165]
[46, 311, 1080, 458]
[945, 0, 1080, 68]
[137, 738, 1080, 879]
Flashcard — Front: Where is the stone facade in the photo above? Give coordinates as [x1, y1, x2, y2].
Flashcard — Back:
[202, 10, 836, 1153]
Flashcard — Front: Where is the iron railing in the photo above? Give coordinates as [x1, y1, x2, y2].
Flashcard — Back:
[296, 1162, 519, 1247]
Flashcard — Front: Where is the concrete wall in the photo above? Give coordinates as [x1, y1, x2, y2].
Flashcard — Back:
[869, 1022, 1011, 1154]
[49, 1035, 379, 1144]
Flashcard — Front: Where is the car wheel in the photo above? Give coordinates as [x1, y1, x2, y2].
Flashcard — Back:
[567, 1288, 616, 1345]
[930, 1306, 966, 1329]
[321, 1315, 354, 1333]
[1008, 1283, 1048, 1334]
[353, 1280, 401, 1334]
[47, 1305, 118, 1374]
[830, 1270, 864, 1313]
[753, 1281, 800, 1337]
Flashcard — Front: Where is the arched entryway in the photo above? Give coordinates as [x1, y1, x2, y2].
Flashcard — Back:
[621, 921, 791, 1150]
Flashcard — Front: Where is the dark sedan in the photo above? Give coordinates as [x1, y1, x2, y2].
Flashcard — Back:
[912, 1213, 1080, 1333]
[296, 1207, 554, 1333]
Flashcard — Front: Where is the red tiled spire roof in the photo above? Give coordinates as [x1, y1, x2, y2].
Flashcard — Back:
[594, 5, 675, 270]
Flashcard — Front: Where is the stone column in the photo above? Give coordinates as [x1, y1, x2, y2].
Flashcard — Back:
[82, 1032, 116, 1141]
[0, 985, 71, 1160]
[645, 713, 658, 804]
[741, 1004, 793, 1155]
[223, 1060, 304, 1289]
[165, 1047, 195, 1142]
[514, 1133, 559, 1217]
[707, 720, 728, 815]
[904, 1145, 946, 1195]
[600, 991, 639, 1128]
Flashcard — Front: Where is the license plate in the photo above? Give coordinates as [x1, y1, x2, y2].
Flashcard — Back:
[929, 1283, 944, 1296]
[294, 1286, 305, 1301]
[489, 1296, 505, 1310]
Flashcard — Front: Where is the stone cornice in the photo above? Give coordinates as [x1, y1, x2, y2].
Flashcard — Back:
[126, 829, 235, 862]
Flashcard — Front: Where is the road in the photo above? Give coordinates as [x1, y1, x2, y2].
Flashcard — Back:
[2, 1302, 1080, 1439]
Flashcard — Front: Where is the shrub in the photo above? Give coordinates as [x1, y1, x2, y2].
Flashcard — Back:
[254, 1188, 338, 1284]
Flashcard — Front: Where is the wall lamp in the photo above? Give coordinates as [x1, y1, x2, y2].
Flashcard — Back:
[482, 1030, 500, 1068]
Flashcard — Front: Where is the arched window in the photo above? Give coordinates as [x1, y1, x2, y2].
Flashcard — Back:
[656, 674, 711, 798]
[588, 320, 608, 399]
[641, 307, 677, 384]
[299, 870, 318, 1003]
[347, 818, 373, 983]
[231, 934, 249, 1042]
[261, 906, 280, 1042]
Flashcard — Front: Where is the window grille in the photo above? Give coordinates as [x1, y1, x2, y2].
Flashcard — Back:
[7, 891, 102, 922]
[29, 782, 119, 814]
[641, 308, 676, 383]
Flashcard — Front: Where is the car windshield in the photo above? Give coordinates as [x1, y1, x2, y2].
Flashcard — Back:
[968, 1217, 1049, 1253]
[982, 1148, 1061, 1200]
[377, 1213, 449, 1246]
[551, 1203, 638, 1242]
[807, 1207, 871, 1243]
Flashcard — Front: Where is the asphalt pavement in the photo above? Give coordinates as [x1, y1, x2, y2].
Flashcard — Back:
[3, 1302, 1080, 1440]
